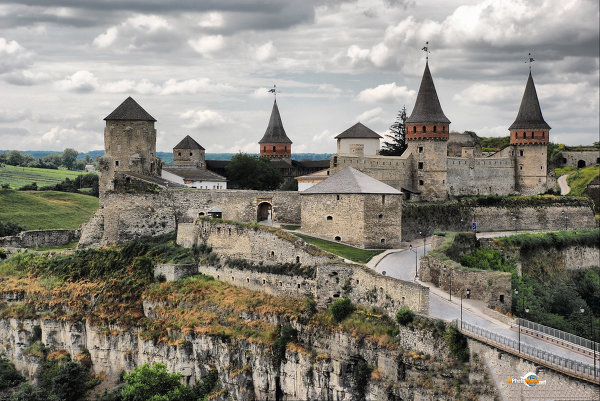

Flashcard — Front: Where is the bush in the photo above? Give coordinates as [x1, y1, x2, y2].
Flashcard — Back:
[444, 326, 469, 363]
[9, 383, 48, 401]
[121, 363, 195, 401]
[0, 221, 25, 237]
[272, 325, 298, 368]
[0, 356, 24, 390]
[18, 182, 37, 191]
[330, 298, 355, 323]
[395, 308, 415, 325]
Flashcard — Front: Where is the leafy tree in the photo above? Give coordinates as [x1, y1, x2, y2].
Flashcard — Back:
[0, 221, 25, 236]
[280, 178, 298, 191]
[329, 298, 355, 323]
[380, 106, 407, 156]
[48, 361, 90, 401]
[7, 150, 24, 166]
[9, 383, 49, 401]
[395, 307, 415, 325]
[61, 148, 80, 171]
[0, 356, 24, 390]
[121, 363, 195, 401]
[225, 153, 282, 190]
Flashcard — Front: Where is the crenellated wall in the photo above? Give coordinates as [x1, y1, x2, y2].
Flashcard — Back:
[446, 157, 515, 196]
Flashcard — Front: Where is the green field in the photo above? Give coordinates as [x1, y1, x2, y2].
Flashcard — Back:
[555, 165, 599, 196]
[0, 189, 98, 230]
[293, 233, 383, 263]
[0, 165, 87, 189]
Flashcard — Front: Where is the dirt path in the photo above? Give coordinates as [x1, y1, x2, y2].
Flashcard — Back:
[557, 174, 571, 195]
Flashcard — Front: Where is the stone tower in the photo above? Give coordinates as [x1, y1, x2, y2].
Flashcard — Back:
[405, 61, 450, 200]
[99, 97, 161, 194]
[173, 135, 206, 168]
[509, 71, 550, 194]
[259, 100, 292, 160]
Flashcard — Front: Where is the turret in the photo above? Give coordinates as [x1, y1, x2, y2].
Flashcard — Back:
[173, 135, 206, 168]
[259, 100, 292, 159]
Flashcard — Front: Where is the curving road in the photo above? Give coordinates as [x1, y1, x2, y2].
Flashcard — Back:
[558, 174, 571, 195]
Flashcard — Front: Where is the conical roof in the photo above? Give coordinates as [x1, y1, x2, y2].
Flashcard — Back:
[406, 62, 450, 124]
[335, 122, 382, 139]
[174, 135, 204, 150]
[104, 97, 156, 122]
[509, 72, 551, 130]
[258, 100, 292, 144]
[302, 167, 401, 194]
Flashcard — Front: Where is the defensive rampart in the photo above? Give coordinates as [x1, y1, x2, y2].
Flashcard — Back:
[0, 229, 79, 249]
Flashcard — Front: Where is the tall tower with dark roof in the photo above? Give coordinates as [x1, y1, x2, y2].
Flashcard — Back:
[100, 97, 161, 193]
[405, 61, 450, 200]
[259, 100, 292, 160]
[510, 71, 550, 194]
[173, 135, 206, 168]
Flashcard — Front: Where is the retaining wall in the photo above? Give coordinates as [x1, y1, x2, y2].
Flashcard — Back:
[0, 229, 80, 249]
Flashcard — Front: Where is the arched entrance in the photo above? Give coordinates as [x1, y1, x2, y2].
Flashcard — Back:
[257, 202, 272, 222]
[577, 160, 586, 168]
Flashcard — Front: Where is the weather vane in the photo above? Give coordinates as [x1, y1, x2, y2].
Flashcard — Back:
[268, 84, 278, 99]
[422, 41, 430, 61]
[526, 52, 535, 71]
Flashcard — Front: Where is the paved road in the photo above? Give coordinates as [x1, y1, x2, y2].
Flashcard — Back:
[374, 243, 596, 366]
[558, 174, 571, 195]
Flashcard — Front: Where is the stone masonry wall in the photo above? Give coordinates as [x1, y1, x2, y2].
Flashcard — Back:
[402, 203, 596, 241]
[419, 255, 512, 312]
[0, 229, 80, 249]
[559, 150, 600, 168]
[447, 157, 515, 196]
[154, 264, 197, 282]
[329, 153, 414, 191]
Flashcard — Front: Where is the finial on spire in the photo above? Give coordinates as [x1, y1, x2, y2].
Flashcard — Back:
[422, 41, 430, 61]
[526, 52, 535, 71]
[268, 84, 278, 100]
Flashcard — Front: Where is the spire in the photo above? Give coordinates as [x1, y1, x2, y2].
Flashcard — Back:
[258, 100, 292, 144]
[104, 96, 156, 122]
[405, 62, 450, 124]
[509, 71, 550, 130]
[174, 135, 204, 150]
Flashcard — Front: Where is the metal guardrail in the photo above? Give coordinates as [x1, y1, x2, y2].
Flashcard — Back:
[458, 320, 599, 382]
[518, 317, 599, 354]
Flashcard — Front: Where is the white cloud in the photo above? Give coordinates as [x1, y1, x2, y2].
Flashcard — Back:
[180, 109, 226, 129]
[101, 78, 232, 95]
[356, 107, 383, 122]
[188, 35, 224, 56]
[93, 27, 118, 48]
[453, 83, 518, 105]
[198, 12, 224, 28]
[312, 129, 333, 144]
[251, 87, 273, 99]
[255, 41, 277, 62]
[357, 82, 415, 103]
[0, 37, 32, 74]
[55, 70, 99, 93]
[127, 15, 170, 32]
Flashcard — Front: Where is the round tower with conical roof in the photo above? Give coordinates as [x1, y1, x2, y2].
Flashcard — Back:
[259, 100, 292, 160]
[99, 97, 161, 193]
[509, 71, 550, 194]
[405, 61, 450, 200]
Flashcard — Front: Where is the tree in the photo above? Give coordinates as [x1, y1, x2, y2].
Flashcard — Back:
[7, 150, 24, 166]
[225, 153, 282, 190]
[61, 148, 79, 170]
[380, 106, 407, 156]
[121, 363, 195, 401]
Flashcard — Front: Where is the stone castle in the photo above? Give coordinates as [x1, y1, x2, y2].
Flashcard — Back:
[328, 61, 552, 200]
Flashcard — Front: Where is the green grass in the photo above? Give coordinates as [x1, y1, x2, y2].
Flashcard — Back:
[0, 165, 87, 189]
[565, 166, 599, 196]
[293, 233, 383, 263]
[0, 189, 98, 230]
[280, 224, 300, 230]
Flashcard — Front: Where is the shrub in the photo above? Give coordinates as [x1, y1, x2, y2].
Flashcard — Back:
[395, 308, 415, 325]
[444, 326, 469, 363]
[351, 357, 372, 400]
[330, 298, 355, 323]
[121, 363, 195, 401]
[18, 182, 37, 191]
[272, 325, 298, 368]
[0, 221, 25, 237]
[0, 356, 24, 390]
[9, 383, 47, 401]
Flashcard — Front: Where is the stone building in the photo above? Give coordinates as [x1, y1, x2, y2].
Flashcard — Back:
[329, 62, 553, 200]
[335, 122, 382, 157]
[99, 96, 164, 194]
[301, 166, 402, 248]
[556, 149, 600, 168]
[162, 135, 227, 189]
[259, 99, 292, 160]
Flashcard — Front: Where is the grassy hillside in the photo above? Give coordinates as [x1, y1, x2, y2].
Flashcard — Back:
[554, 165, 599, 196]
[0, 165, 88, 189]
[293, 233, 383, 263]
[0, 189, 98, 230]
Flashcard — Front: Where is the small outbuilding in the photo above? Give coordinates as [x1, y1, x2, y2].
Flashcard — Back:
[300, 166, 402, 249]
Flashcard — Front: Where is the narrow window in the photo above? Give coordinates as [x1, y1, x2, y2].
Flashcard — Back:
[519, 150, 524, 157]
[296, 256, 300, 263]
[333, 156, 337, 167]
[380, 238, 385, 245]
[297, 283, 301, 289]
[422, 126, 427, 133]
[519, 165, 523, 170]
[531, 131, 534, 138]
[499, 294, 504, 303]
[263, 279, 266, 285]
[418, 146, 423, 153]
[263, 146, 266, 152]
[190, 152, 193, 156]
[270, 250, 275, 257]
[326, 216, 333, 221]
[284, 145, 287, 151]
[178, 152, 182, 156]
[279, 281, 283, 287]
[419, 180, 424, 186]
[247, 278, 250, 283]
[418, 162, 424, 170]
[413, 126, 416, 133]
[336, 194, 340, 200]
[272, 145, 276, 152]
[115, 160, 119, 166]
[382, 195, 385, 205]
[433, 126, 437, 133]
[378, 214, 383, 219]
[334, 236, 341, 241]
[228, 228, 232, 236]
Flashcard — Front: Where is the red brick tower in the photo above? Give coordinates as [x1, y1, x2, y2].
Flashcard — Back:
[259, 99, 292, 159]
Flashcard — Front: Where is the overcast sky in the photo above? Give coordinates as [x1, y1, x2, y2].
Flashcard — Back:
[0, 0, 598, 154]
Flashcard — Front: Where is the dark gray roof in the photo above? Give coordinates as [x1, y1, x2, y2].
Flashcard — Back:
[335, 122, 382, 139]
[509, 72, 551, 130]
[163, 167, 226, 182]
[294, 160, 330, 169]
[258, 100, 292, 144]
[302, 167, 401, 194]
[406, 62, 450, 124]
[104, 97, 156, 122]
[174, 135, 204, 150]
[125, 172, 182, 187]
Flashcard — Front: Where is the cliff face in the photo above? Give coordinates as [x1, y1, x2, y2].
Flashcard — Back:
[0, 317, 496, 401]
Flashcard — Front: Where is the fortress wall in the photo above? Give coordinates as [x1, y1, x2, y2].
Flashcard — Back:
[559, 150, 600, 167]
[447, 157, 515, 196]
[0, 229, 80, 249]
[402, 203, 596, 241]
[330, 154, 414, 191]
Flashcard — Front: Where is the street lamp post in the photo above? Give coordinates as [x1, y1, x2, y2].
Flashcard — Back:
[580, 306, 597, 381]
[409, 245, 418, 280]
[514, 288, 529, 353]
[461, 289, 470, 329]
[443, 264, 453, 301]
[561, 210, 568, 230]
[511, 213, 517, 233]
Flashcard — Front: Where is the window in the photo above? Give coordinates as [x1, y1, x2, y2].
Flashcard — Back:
[296, 256, 300, 263]
[270, 250, 275, 257]
[284, 145, 287, 151]
[422, 126, 427, 133]
[297, 283, 301, 289]
[326, 216, 333, 221]
[380, 238, 385, 245]
[190, 152, 193, 156]
[418, 146, 423, 153]
[199, 212, 205, 216]
[247, 278, 250, 283]
[272, 145, 276, 152]
[382, 195, 385, 205]
[531, 132, 534, 138]
[334, 236, 341, 241]
[418, 162, 424, 170]
[419, 180, 424, 186]
[378, 214, 383, 219]
[115, 160, 119, 166]
[433, 126, 437, 133]
[499, 294, 504, 303]
[519, 150, 524, 157]
[178, 152, 181, 156]
[333, 156, 337, 167]
[263, 279, 266, 285]
[519, 165, 523, 170]
[336, 195, 340, 200]
[263, 146, 266, 152]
